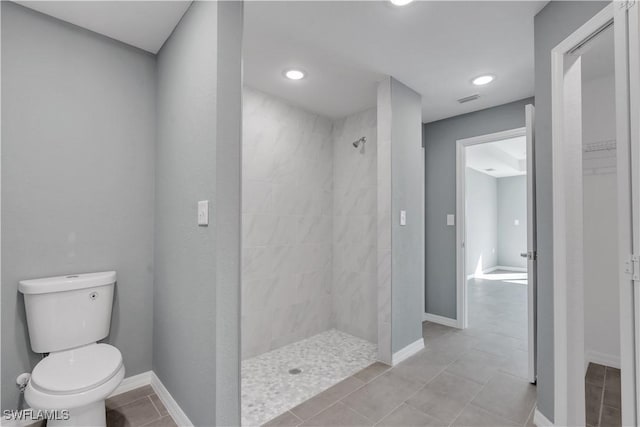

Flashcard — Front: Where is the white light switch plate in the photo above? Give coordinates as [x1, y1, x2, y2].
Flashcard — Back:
[198, 200, 209, 226]
[400, 210, 407, 226]
[447, 214, 455, 226]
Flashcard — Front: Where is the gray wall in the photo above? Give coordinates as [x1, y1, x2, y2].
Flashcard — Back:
[1, 2, 155, 411]
[423, 97, 533, 319]
[213, 2, 243, 424]
[497, 175, 527, 269]
[465, 168, 498, 276]
[533, 2, 609, 421]
[389, 78, 424, 353]
[154, 2, 237, 425]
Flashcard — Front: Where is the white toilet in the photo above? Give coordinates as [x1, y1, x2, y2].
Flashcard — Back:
[19, 271, 125, 427]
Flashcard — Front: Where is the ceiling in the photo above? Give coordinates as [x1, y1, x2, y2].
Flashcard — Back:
[15, 1, 191, 53]
[466, 136, 527, 178]
[244, 1, 547, 122]
[20, 1, 547, 122]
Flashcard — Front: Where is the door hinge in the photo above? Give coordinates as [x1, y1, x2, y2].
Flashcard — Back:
[619, 0, 635, 9]
[624, 255, 640, 281]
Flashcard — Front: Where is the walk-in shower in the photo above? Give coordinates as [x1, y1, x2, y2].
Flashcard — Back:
[241, 87, 378, 426]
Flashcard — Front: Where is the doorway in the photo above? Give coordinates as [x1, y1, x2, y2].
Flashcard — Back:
[551, 2, 639, 425]
[456, 118, 537, 385]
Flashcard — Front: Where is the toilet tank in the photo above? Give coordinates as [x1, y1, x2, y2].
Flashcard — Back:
[18, 271, 116, 353]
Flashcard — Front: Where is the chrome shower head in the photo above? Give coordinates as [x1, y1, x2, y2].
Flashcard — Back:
[352, 136, 367, 148]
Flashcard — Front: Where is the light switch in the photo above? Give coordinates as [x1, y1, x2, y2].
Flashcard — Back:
[400, 210, 407, 226]
[198, 200, 209, 226]
[514, 219, 520, 226]
[447, 214, 455, 226]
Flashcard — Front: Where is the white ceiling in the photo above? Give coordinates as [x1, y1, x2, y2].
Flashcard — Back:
[244, 1, 547, 122]
[466, 136, 527, 178]
[15, 1, 191, 53]
[19, 1, 547, 122]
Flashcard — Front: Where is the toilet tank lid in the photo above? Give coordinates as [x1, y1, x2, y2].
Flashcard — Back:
[19, 271, 116, 294]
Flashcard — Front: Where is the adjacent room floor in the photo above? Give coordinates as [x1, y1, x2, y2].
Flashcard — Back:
[263, 271, 534, 427]
[585, 363, 622, 427]
[242, 329, 377, 426]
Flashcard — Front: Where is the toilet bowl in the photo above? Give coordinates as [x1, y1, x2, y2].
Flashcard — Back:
[18, 271, 123, 427]
[25, 344, 125, 427]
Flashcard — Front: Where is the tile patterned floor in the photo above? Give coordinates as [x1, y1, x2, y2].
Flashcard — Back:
[242, 329, 377, 426]
[106, 385, 177, 427]
[585, 363, 622, 427]
[263, 271, 535, 426]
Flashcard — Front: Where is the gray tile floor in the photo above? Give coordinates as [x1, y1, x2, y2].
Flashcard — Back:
[106, 385, 177, 427]
[263, 272, 535, 426]
[585, 363, 622, 427]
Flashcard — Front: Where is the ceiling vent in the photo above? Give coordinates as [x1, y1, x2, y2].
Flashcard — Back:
[457, 94, 480, 104]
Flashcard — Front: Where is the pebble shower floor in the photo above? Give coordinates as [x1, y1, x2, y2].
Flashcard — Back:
[241, 329, 377, 426]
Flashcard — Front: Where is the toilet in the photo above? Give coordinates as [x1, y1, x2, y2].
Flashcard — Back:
[19, 271, 125, 427]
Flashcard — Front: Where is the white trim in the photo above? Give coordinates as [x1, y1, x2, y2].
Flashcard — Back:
[533, 408, 554, 427]
[467, 266, 528, 280]
[391, 338, 425, 365]
[109, 371, 153, 397]
[110, 371, 193, 427]
[585, 350, 621, 371]
[151, 372, 193, 427]
[494, 265, 527, 273]
[614, 2, 640, 425]
[551, 5, 615, 427]
[456, 127, 527, 330]
[422, 313, 458, 328]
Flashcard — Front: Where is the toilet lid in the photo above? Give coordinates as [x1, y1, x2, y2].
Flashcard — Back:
[31, 344, 123, 394]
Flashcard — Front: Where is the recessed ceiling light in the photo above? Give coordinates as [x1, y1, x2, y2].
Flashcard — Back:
[472, 75, 495, 86]
[284, 69, 306, 80]
[389, 0, 414, 6]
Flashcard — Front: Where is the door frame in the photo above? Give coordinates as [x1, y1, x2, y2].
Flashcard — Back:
[615, 1, 639, 425]
[550, 3, 634, 426]
[455, 126, 527, 330]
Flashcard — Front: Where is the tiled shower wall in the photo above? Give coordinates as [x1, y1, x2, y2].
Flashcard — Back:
[242, 87, 378, 359]
[242, 88, 334, 359]
[332, 108, 378, 343]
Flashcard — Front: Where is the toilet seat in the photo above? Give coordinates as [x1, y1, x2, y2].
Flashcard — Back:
[30, 344, 123, 395]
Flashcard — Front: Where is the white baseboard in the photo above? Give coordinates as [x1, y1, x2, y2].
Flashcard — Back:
[585, 350, 621, 372]
[110, 371, 153, 396]
[151, 372, 193, 427]
[1, 371, 192, 427]
[422, 313, 459, 328]
[495, 265, 528, 272]
[109, 370, 192, 427]
[533, 408, 554, 426]
[392, 338, 425, 365]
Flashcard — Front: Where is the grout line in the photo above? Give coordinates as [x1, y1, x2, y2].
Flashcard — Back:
[148, 395, 165, 419]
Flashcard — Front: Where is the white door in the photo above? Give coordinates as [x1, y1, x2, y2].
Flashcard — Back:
[525, 104, 537, 384]
[614, 1, 639, 424]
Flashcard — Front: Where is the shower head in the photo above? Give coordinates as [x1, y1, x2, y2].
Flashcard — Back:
[352, 136, 367, 148]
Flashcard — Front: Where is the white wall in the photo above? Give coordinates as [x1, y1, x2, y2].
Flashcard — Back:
[465, 168, 498, 276]
[582, 70, 620, 367]
[332, 108, 378, 343]
[241, 87, 334, 359]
